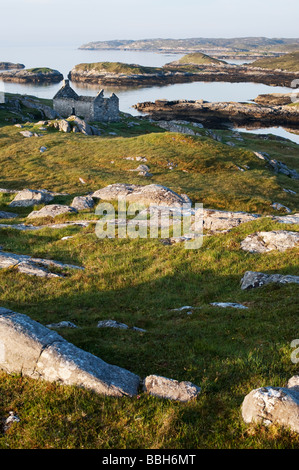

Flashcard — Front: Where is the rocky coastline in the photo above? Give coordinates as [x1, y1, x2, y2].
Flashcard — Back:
[0, 62, 25, 70]
[133, 97, 299, 128]
[0, 68, 63, 84]
[68, 63, 299, 88]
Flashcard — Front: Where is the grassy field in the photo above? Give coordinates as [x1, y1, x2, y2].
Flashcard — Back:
[25, 68, 58, 74]
[173, 53, 226, 66]
[251, 51, 299, 72]
[71, 62, 161, 75]
[0, 100, 298, 449]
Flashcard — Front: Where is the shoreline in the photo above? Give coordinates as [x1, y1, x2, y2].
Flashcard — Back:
[133, 97, 299, 128]
[68, 64, 299, 88]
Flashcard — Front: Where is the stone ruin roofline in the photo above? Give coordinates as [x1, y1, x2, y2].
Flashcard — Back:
[54, 79, 117, 101]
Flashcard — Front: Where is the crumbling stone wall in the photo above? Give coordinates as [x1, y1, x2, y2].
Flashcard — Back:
[53, 80, 120, 122]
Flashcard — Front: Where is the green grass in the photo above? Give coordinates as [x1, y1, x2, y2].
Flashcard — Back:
[72, 62, 161, 75]
[0, 112, 298, 214]
[251, 51, 299, 72]
[0, 99, 298, 449]
[174, 53, 226, 66]
[25, 68, 58, 74]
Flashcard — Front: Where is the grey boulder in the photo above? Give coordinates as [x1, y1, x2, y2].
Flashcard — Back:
[9, 189, 54, 207]
[242, 383, 299, 433]
[27, 204, 77, 219]
[241, 271, 299, 290]
[210, 302, 248, 309]
[241, 230, 299, 253]
[272, 213, 299, 224]
[0, 308, 140, 397]
[71, 195, 94, 211]
[200, 208, 260, 232]
[19, 130, 33, 138]
[0, 211, 18, 219]
[0, 250, 83, 277]
[92, 184, 188, 208]
[143, 375, 201, 402]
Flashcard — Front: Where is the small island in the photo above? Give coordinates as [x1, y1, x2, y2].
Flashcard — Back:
[168, 52, 227, 66]
[68, 56, 299, 88]
[78, 37, 299, 60]
[250, 51, 299, 72]
[0, 62, 25, 70]
[0, 67, 63, 84]
[133, 94, 299, 128]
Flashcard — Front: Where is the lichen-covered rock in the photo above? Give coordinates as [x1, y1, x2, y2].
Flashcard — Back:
[272, 213, 299, 224]
[240, 271, 299, 290]
[92, 184, 188, 207]
[241, 230, 299, 253]
[0, 308, 140, 397]
[0, 211, 18, 219]
[19, 130, 34, 138]
[271, 202, 292, 213]
[0, 250, 83, 277]
[200, 208, 260, 232]
[71, 195, 94, 211]
[67, 116, 101, 136]
[57, 119, 71, 133]
[97, 320, 129, 330]
[143, 375, 201, 402]
[46, 321, 78, 329]
[27, 204, 77, 219]
[9, 189, 54, 207]
[97, 320, 146, 332]
[241, 386, 299, 433]
[210, 302, 248, 309]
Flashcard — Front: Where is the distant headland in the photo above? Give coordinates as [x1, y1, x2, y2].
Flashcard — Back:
[78, 37, 299, 60]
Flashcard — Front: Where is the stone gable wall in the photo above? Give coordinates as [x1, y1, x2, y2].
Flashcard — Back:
[54, 93, 120, 122]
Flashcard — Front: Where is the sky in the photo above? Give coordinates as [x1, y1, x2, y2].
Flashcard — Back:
[1, 0, 299, 46]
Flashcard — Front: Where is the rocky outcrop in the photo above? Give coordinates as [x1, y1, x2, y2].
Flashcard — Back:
[240, 230, 299, 253]
[69, 63, 299, 88]
[27, 205, 78, 220]
[3, 95, 59, 120]
[19, 131, 34, 138]
[153, 120, 200, 135]
[253, 93, 298, 106]
[46, 321, 78, 330]
[242, 380, 299, 433]
[0, 68, 63, 84]
[71, 195, 95, 211]
[0, 220, 95, 232]
[134, 98, 299, 128]
[143, 375, 201, 402]
[201, 208, 260, 232]
[9, 189, 54, 208]
[253, 152, 299, 179]
[92, 184, 188, 208]
[49, 117, 101, 136]
[272, 213, 299, 224]
[0, 250, 83, 277]
[0, 308, 140, 397]
[240, 271, 299, 290]
[97, 320, 146, 332]
[0, 211, 18, 219]
[210, 302, 248, 309]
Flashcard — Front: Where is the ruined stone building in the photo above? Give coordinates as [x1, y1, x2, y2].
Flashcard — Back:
[53, 80, 120, 122]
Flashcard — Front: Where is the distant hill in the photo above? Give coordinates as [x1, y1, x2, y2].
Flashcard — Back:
[79, 37, 299, 54]
[71, 62, 160, 75]
[170, 53, 226, 66]
[251, 51, 299, 72]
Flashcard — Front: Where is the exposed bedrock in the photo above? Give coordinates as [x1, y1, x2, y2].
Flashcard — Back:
[133, 99, 299, 127]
